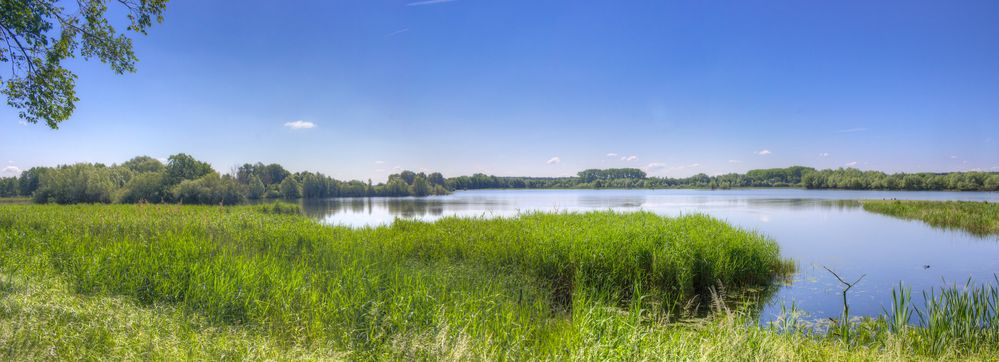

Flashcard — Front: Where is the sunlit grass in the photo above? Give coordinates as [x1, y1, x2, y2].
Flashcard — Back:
[863, 200, 999, 236]
[2, 204, 999, 360]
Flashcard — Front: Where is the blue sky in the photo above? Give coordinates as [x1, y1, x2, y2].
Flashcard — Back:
[2, 0, 998, 181]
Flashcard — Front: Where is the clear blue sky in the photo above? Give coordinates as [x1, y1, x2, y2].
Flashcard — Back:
[2, 0, 998, 181]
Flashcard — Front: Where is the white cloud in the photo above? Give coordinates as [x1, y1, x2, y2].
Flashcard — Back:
[728, 159, 743, 164]
[407, 0, 457, 6]
[669, 163, 701, 171]
[949, 155, 958, 159]
[621, 155, 638, 162]
[546, 156, 561, 165]
[1, 166, 21, 175]
[755, 149, 772, 156]
[374, 160, 385, 164]
[644, 162, 667, 172]
[606, 153, 618, 157]
[845, 161, 858, 167]
[385, 28, 410, 37]
[835, 127, 868, 133]
[283, 120, 316, 130]
[818, 152, 830, 157]
[17, 120, 27, 126]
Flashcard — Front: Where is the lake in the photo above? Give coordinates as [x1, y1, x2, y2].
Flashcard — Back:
[299, 189, 999, 323]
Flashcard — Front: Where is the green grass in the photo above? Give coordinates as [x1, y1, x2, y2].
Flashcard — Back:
[1, 204, 999, 360]
[862, 200, 999, 236]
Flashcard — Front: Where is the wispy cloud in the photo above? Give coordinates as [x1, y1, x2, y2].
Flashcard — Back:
[407, 0, 457, 6]
[835, 127, 868, 133]
[1, 166, 21, 175]
[385, 28, 410, 37]
[606, 153, 618, 157]
[644, 163, 667, 172]
[755, 149, 772, 156]
[728, 159, 743, 164]
[374, 160, 385, 164]
[672, 163, 701, 171]
[621, 155, 638, 162]
[845, 161, 858, 167]
[546, 156, 561, 165]
[284, 120, 316, 130]
[818, 152, 830, 157]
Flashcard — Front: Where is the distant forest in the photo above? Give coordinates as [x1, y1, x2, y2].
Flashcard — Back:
[1, 155, 997, 204]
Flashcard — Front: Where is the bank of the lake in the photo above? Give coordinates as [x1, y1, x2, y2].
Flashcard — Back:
[3, 203, 999, 360]
[863, 200, 999, 237]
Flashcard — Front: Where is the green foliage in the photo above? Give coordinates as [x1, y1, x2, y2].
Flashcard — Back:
[15, 155, 996, 206]
[577, 168, 647, 182]
[0, 176, 17, 197]
[31, 163, 128, 204]
[862, 200, 999, 236]
[164, 153, 212, 186]
[0, 205, 790, 358]
[121, 155, 164, 173]
[3, 205, 999, 359]
[170, 173, 244, 205]
[252, 202, 302, 215]
[449, 166, 999, 192]
[246, 174, 266, 200]
[278, 176, 301, 199]
[117, 171, 165, 203]
[0, 0, 167, 128]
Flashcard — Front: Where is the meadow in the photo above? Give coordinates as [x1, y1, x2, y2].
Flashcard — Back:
[1, 204, 998, 360]
[863, 200, 999, 236]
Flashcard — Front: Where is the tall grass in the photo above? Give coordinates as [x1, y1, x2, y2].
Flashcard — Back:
[863, 200, 999, 236]
[0, 204, 790, 359]
[4, 204, 999, 360]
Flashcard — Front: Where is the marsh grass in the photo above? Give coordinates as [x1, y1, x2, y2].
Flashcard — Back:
[0, 204, 790, 359]
[862, 200, 999, 237]
[2, 204, 999, 360]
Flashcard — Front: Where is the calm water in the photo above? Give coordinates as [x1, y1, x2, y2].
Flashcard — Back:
[299, 189, 999, 323]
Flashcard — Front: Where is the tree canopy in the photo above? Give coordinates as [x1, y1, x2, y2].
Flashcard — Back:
[2, 159, 997, 203]
[0, 0, 167, 128]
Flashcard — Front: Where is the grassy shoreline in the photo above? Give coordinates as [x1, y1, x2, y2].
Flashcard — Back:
[862, 200, 999, 236]
[2, 204, 999, 360]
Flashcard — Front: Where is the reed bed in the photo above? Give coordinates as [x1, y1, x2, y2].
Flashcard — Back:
[2, 204, 998, 360]
[862, 200, 999, 236]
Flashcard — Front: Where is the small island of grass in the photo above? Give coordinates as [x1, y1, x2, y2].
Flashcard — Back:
[863, 200, 999, 236]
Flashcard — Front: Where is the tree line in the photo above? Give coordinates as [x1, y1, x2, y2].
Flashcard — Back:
[2, 159, 997, 204]
[442, 166, 999, 192]
[0, 154, 446, 204]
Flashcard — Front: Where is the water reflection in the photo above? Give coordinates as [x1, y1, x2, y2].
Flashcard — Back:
[291, 189, 999, 323]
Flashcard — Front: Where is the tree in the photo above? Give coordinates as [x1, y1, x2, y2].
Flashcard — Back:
[17, 166, 46, 196]
[410, 175, 430, 197]
[117, 171, 164, 203]
[279, 177, 301, 199]
[122, 156, 164, 173]
[170, 173, 244, 205]
[247, 175, 265, 199]
[0, 0, 167, 128]
[165, 153, 212, 185]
